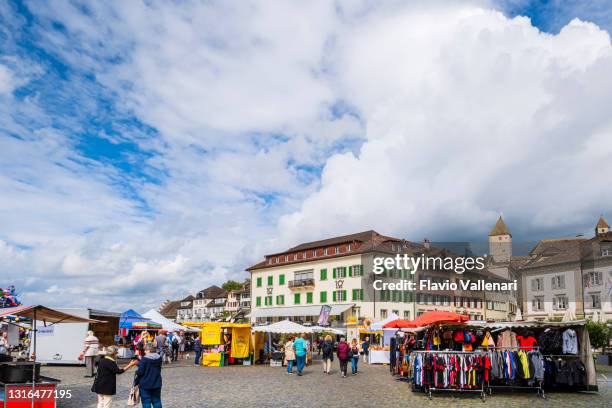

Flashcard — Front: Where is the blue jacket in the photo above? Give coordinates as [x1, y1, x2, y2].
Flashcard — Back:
[136, 353, 163, 390]
[294, 338, 307, 357]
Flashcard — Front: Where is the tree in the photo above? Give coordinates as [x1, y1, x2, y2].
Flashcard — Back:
[586, 320, 610, 351]
[222, 280, 243, 291]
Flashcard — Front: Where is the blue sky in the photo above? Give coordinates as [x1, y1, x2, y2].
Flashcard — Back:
[1, 0, 611, 311]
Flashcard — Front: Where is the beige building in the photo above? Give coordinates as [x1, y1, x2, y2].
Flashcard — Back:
[518, 216, 612, 321]
[247, 228, 518, 325]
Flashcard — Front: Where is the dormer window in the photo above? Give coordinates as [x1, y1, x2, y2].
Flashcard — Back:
[293, 253, 297, 260]
[347, 244, 352, 251]
[276, 256, 280, 263]
[303, 251, 307, 259]
[268, 258, 272, 265]
[312, 249, 316, 257]
[335, 245, 339, 254]
[285, 255, 289, 262]
[324, 248, 328, 256]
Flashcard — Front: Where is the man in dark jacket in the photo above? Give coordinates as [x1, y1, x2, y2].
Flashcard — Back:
[336, 337, 350, 378]
[136, 342, 163, 408]
[91, 346, 137, 407]
[193, 336, 203, 366]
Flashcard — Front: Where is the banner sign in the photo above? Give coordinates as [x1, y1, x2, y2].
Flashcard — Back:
[317, 305, 332, 326]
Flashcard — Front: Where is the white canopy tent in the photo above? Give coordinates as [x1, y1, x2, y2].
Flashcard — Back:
[252, 320, 313, 334]
[142, 309, 199, 333]
[370, 313, 400, 331]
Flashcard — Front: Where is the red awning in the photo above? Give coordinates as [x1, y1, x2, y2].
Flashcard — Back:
[0, 305, 101, 324]
[383, 319, 416, 329]
[384, 311, 469, 329]
[412, 311, 469, 327]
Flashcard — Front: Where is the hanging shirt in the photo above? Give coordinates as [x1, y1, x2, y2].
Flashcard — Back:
[517, 335, 538, 351]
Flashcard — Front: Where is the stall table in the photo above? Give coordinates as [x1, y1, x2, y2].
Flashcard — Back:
[368, 350, 390, 364]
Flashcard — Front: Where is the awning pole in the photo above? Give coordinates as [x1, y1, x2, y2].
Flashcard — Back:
[31, 308, 37, 408]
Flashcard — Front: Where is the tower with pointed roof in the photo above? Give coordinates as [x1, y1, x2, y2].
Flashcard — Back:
[489, 216, 512, 263]
[595, 215, 609, 236]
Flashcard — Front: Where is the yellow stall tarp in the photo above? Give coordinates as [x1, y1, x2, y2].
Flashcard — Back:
[201, 322, 224, 345]
[201, 352, 222, 367]
[231, 326, 251, 358]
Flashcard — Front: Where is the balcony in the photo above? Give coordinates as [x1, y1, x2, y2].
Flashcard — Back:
[288, 278, 315, 290]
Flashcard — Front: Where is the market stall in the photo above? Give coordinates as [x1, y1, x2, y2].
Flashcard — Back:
[118, 309, 162, 358]
[142, 310, 197, 333]
[195, 322, 251, 366]
[0, 305, 100, 408]
[390, 312, 598, 400]
[251, 320, 313, 366]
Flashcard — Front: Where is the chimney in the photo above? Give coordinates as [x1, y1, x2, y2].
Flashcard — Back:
[423, 238, 430, 250]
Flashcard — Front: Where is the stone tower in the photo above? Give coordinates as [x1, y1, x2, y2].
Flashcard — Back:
[596, 216, 609, 236]
[488, 216, 512, 263]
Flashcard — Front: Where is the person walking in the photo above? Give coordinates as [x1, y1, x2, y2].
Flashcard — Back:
[193, 336, 202, 366]
[350, 338, 360, 375]
[284, 336, 296, 374]
[91, 346, 137, 408]
[136, 342, 163, 408]
[361, 338, 369, 363]
[171, 333, 179, 362]
[321, 335, 334, 374]
[337, 337, 350, 378]
[177, 331, 186, 360]
[82, 330, 100, 377]
[293, 333, 307, 376]
[154, 331, 167, 363]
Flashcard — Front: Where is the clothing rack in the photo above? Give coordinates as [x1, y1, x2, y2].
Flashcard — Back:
[412, 350, 487, 401]
[543, 354, 580, 358]
[481, 348, 546, 399]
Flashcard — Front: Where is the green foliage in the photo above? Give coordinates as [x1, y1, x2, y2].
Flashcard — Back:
[586, 320, 610, 350]
[222, 280, 243, 291]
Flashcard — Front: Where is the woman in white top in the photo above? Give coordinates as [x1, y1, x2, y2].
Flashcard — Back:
[82, 330, 100, 377]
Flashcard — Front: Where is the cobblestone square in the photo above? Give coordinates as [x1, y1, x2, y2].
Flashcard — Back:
[43, 359, 612, 408]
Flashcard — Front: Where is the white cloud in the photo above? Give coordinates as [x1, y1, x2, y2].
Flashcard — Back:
[1, 1, 611, 312]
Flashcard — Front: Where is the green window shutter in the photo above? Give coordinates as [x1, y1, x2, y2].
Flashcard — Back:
[360, 289, 364, 301]
[294, 293, 300, 305]
[267, 276, 273, 286]
[343, 290, 347, 301]
[333, 268, 337, 279]
[348, 266, 353, 277]
[351, 289, 356, 301]
[279, 274, 285, 285]
[256, 297, 261, 306]
[256, 277, 262, 287]
[306, 292, 313, 304]
[320, 291, 327, 303]
[320, 269, 327, 281]
[333, 291, 337, 302]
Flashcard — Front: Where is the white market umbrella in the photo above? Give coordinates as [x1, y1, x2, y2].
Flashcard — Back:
[310, 326, 344, 335]
[251, 319, 312, 334]
[370, 313, 400, 331]
[514, 308, 523, 321]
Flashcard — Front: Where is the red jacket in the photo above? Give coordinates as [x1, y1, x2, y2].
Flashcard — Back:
[337, 341, 350, 360]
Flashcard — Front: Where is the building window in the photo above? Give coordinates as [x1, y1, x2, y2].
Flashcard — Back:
[602, 248, 610, 256]
[264, 296, 273, 306]
[348, 244, 352, 251]
[351, 265, 363, 277]
[268, 258, 272, 265]
[584, 272, 603, 287]
[279, 274, 285, 285]
[392, 310, 399, 316]
[293, 254, 297, 261]
[320, 269, 327, 281]
[306, 292, 313, 304]
[285, 255, 289, 262]
[267, 276, 273, 286]
[589, 292, 601, 309]
[333, 290, 347, 302]
[531, 278, 544, 291]
[553, 295, 568, 310]
[312, 249, 316, 257]
[334, 267, 347, 278]
[320, 291, 327, 303]
[335, 245, 339, 254]
[303, 251, 307, 259]
[352, 289, 364, 301]
[294, 270, 314, 281]
[276, 257, 279, 263]
[551, 275, 565, 290]
[324, 248, 328, 256]
[403, 311, 410, 319]
[532, 296, 544, 311]
[380, 309, 388, 319]
[256, 277, 262, 287]
[294, 293, 301, 305]
[276, 295, 285, 305]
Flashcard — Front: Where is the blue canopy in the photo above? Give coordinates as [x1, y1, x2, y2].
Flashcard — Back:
[119, 309, 160, 330]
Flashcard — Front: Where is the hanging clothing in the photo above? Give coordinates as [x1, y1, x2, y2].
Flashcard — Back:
[516, 335, 538, 351]
[562, 329, 579, 355]
[496, 329, 518, 350]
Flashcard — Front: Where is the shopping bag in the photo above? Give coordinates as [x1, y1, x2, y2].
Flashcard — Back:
[127, 385, 140, 406]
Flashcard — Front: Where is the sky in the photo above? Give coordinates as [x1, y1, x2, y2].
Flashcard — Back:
[1, 0, 612, 311]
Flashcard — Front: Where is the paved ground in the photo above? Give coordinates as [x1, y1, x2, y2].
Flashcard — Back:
[42, 359, 612, 408]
